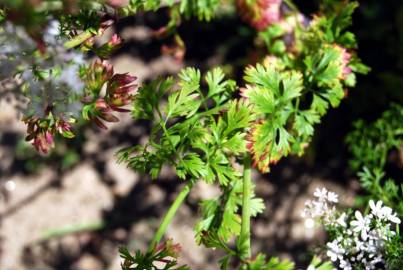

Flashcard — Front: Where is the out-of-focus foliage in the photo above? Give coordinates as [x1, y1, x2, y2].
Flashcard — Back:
[346, 103, 403, 216]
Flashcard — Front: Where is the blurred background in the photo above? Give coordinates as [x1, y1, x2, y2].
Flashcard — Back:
[0, 0, 402, 269]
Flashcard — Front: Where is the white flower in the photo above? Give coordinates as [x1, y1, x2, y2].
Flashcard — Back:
[350, 211, 370, 240]
[327, 191, 339, 203]
[339, 259, 352, 270]
[369, 200, 384, 218]
[326, 240, 345, 262]
[336, 213, 347, 227]
[387, 212, 401, 224]
[370, 200, 401, 224]
[306, 265, 315, 270]
[314, 187, 328, 201]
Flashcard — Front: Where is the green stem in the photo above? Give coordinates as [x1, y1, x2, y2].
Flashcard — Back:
[64, 31, 94, 49]
[40, 220, 105, 241]
[147, 181, 194, 253]
[237, 154, 252, 262]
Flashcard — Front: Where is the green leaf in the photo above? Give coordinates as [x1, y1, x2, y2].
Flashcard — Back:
[248, 254, 295, 270]
[294, 110, 320, 137]
[248, 122, 293, 172]
[176, 152, 207, 180]
[61, 129, 75, 138]
[219, 255, 231, 270]
[209, 152, 239, 186]
[250, 197, 265, 217]
[132, 77, 174, 120]
[308, 256, 333, 270]
[311, 94, 329, 116]
[206, 67, 226, 98]
[179, 0, 220, 21]
[166, 68, 202, 118]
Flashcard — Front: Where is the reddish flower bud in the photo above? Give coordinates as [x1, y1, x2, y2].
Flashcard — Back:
[109, 34, 122, 47]
[84, 60, 138, 129]
[95, 98, 110, 111]
[32, 131, 54, 154]
[95, 34, 123, 59]
[92, 116, 108, 129]
[98, 112, 120, 122]
[111, 74, 137, 85]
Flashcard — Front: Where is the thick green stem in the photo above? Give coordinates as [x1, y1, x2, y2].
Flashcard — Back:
[238, 154, 252, 262]
[147, 181, 194, 253]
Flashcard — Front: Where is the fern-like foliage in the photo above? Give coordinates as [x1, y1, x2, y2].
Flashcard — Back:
[118, 67, 244, 183]
[243, 1, 369, 173]
[346, 103, 403, 215]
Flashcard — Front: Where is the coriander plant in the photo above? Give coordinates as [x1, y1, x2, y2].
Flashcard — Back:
[0, 0, 401, 269]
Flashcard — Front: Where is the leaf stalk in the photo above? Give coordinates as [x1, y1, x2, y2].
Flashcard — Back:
[147, 180, 194, 253]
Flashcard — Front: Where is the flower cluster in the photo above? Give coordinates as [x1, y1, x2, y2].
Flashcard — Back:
[82, 60, 137, 129]
[0, 20, 86, 153]
[301, 188, 345, 227]
[302, 188, 401, 270]
[1, 18, 134, 154]
[23, 116, 75, 154]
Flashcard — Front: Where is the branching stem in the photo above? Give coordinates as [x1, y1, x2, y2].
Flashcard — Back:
[147, 180, 194, 253]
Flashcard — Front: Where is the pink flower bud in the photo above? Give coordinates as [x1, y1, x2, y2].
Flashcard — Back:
[108, 34, 122, 47]
[110, 74, 136, 88]
[32, 132, 54, 154]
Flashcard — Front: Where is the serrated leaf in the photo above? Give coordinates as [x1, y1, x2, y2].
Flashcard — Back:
[206, 67, 226, 98]
[248, 122, 293, 173]
[132, 77, 174, 120]
[176, 152, 207, 180]
[311, 94, 329, 115]
[166, 68, 202, 118]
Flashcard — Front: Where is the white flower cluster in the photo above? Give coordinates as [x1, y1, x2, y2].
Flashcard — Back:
[0, 20, 85, 119]
[301, 188, 345, 227]
[302, 188, 401, 270]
